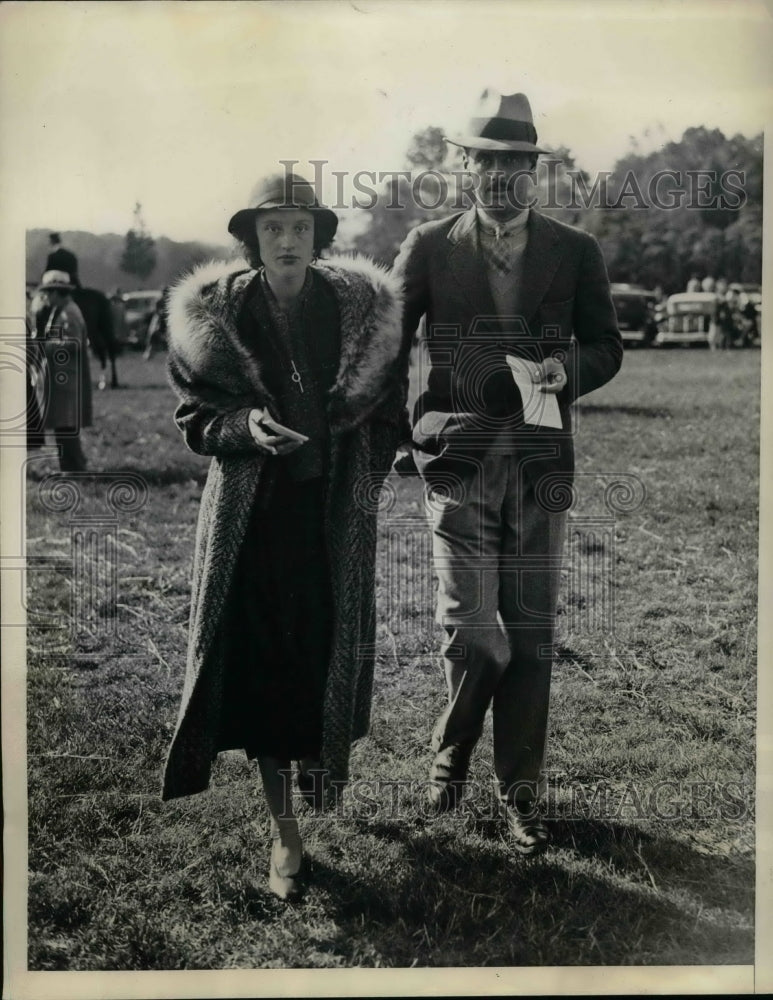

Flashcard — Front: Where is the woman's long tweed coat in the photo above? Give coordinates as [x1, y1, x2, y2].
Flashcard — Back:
[31, 297, 93, 430]
[161, 256, 407, 800]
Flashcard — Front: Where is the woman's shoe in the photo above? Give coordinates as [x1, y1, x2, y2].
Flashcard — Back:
[268, 831, 306, 902]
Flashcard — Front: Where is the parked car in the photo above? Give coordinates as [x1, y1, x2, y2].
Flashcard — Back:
[610, 284, 660, 347]
[655, 292, 716, 346]
[728, 282, 761, 310]
[121, 290, 163, 349]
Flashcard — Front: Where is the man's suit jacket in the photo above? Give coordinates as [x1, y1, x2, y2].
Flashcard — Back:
[392, 207, 622, 507]
[46, 246, 81, 288]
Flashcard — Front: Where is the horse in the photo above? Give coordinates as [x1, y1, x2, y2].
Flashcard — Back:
[73, 287, 120, 388]
[31, 287, 120, 388]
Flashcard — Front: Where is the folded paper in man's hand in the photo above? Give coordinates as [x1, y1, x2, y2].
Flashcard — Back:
[505, 355, 563, 429]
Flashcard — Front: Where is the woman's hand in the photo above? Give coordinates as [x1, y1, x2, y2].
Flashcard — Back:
[248, 408, 306, 455]
[393, 444, 418, 476]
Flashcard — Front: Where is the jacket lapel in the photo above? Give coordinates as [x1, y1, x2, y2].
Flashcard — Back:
[445, 208, 564, 331]
[446, 208, 497, 319]
[518, 212, 563, 325]
[312, 259, 404, 428]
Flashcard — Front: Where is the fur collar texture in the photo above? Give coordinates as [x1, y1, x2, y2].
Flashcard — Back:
[168, 255, 404, 429]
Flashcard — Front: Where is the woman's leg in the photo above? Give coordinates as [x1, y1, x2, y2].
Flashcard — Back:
[297, 755, 327, 810]
[257, 756, 302, 876]
[298, 756, 323, 776]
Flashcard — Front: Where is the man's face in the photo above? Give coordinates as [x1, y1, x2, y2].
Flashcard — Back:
[255, 208, 315, 281]
[465, 149, 537, 212]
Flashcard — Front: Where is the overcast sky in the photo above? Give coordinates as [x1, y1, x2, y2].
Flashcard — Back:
[1, 0, 772, 245]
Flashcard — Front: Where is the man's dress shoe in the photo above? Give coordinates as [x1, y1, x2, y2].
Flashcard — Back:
[428, 742, 475, 812]
[505, 799, 550, 855]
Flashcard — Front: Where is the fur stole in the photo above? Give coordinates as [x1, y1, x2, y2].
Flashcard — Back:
[168, 255, 404, 430]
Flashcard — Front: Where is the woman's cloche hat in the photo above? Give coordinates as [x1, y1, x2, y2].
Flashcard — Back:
[228, 172, 339, 242]
[39, 269, 74, 291]
[445, 89, 551, 154]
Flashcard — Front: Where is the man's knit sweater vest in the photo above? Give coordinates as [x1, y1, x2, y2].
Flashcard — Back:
[476, 205, 530, 321]
[476, 207, 531, 453]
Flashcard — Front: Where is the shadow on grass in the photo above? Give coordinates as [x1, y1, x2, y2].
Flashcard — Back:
[577, 404, 672, 419]
[554, 645, 599, 674]
[24, 463, 207, 487]
[105, 382, 173, 392]
[98, 466, 209, 487]
[306, 817, 752, 966]
[552, 817, 754, 914]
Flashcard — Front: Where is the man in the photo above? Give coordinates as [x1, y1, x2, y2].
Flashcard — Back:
[45, 232, 81, 288]
[711, 289, 736, 351]
[143, 288, 169, 360]
[686, 274, 701, 293]
[393, 90, 622, 853]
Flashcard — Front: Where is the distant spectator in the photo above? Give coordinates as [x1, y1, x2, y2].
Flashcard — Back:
[736, 291, 758, 347]
[143, 287, 169, 360]
[714, 277, 728, 296]
[711, 291, 736, 350]
[45, 232, 81, 289]
[701, 275, 715, 293]
[109, 288, 128, 346]
[28, 270, 92, 472]
[686, 274, 701, 292]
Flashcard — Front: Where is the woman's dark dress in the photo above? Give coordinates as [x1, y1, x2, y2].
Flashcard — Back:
[218, 269, 341, 760]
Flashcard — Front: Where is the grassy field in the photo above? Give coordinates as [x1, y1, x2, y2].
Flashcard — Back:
[24, 346, 758, 969]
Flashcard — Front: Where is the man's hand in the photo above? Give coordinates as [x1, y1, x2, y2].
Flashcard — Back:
[532, 356, 567, 395]
[248, 408, 305, 455]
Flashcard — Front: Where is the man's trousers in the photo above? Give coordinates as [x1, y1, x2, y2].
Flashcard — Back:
[426, 450, 567, 804]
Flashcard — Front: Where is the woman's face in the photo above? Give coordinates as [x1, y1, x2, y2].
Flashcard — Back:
[42, 289, 65, 308]
[255, 208, 315, 281]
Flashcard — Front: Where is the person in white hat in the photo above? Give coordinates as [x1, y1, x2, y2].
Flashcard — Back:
[393, 90, 623, 854]
[28, 269, 92, 472]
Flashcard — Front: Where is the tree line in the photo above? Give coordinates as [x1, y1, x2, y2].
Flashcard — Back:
[349, 125, 763, 295]
[27, 125, 761, 299]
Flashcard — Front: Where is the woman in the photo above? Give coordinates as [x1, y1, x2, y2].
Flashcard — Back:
[28, 270, 92, 472]
[161, 173, 408, 901]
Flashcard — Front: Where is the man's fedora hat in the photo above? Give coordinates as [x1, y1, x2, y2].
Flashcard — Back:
[445, 89, 551, 154]
[39, 269, 74, 291]
[228, 172, 339, 241]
